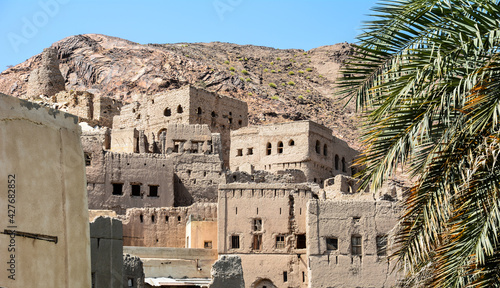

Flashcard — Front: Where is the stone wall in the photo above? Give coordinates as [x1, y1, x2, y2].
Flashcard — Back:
[120, 203, 217, 247]
[26, 47, 65, 99]
[90, 217, 123, 288]
[306, 199, 401, 287]
[0, 93, 90, 287]
[123, 254, 145, 288]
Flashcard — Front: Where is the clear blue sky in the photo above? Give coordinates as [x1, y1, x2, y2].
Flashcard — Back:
[0, 0, 378, 71]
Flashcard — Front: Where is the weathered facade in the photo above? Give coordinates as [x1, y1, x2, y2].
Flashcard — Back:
[111, 85, 248, 166]
[217, 179, 402, 288]
[119, 203, 217, 248]
[230, 120, 359, 185]
[0, 93, 91, 287]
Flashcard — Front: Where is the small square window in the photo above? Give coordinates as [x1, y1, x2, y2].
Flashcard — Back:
[247, 148, 253, 155]
[283, 271, 288, 282]
[296, 234, 306, 249]
[253, 219, 262, 231]
[149, 185, 158, 197]
[204, 241, 213, 249]
[326, 237, 338, 250]
[131, 184, 141, 196]
[276, 235, 285, 249]
[231, 235, 240, 249]
[112, 183, 123, 195]
[128, 278, 134, 287]
[237, 149, 243, 156]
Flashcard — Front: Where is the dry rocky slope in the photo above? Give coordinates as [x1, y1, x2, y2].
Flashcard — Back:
[0, 34, 360, 148]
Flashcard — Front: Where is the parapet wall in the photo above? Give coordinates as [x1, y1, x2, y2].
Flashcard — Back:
[119, 203, 217, 247]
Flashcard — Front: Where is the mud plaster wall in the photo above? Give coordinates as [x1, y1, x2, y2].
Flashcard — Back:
[120, 203, 217, 247]
[0, 93, 91, 287]
[86, 152, 175, 214]
[218, 183, 315, 288]
[230, 121, 359, 184]
[306, 199, 401, 288]
[111, 85, 248, 166]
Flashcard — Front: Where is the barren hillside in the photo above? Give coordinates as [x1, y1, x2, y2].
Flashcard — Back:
[0, 34, 361, 148]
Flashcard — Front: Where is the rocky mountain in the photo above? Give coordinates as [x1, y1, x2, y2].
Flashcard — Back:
[0, 34, 361, 148]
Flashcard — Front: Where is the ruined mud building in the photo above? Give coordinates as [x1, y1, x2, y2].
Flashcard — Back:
[77, 85, 401, 287]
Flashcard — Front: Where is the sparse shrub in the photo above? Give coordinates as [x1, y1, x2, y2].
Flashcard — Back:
[248, 92, 253, 96]
[238, 58, 244, 61]
[241, 70, 249, 75]
[306, 76, 311, 79]
[264, 68, 269, 72]
[185, 55, 190, 57]
[298, 95, 304, 99]
[271, 95, 279, 100]
[239, 77, 245, 81]
[288, 81, 295, 86]
[288, 71, 295, 75]
[306, 68, 313, 72]
[294, 54, 297, 57]
[306, 89, 311, 93]
[229, 67, 235, 71]
[278, 69, 282, 72]
[246, 78, 252, 82]
[291, 59, 296, 63]
[231, 72, 235, 75]
[244, 57, 248, 61]
[308, 60, 311, 63]
[319, 74, 324, 78]
[281, 83, 286, 86]
[270, 61, 274, 65]
[224, 60, 230, 64]
[269, 83, 277, 88]
[298, 70, 304, 74]
[277, 57, 281, 60]
[271, 70, 276, 73]
[303, 52, 307, 55]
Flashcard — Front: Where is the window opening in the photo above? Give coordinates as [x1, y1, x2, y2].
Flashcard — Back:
[131, 184, 141, 196]
[177, 105, 183, 113]
[277, 141, 283, 154]
[351, 235, 362, 255]
[289, 139, 295, 146]
[112, 183, 123, 195]
[149, 185, 158, 197]
[296, 234, 307, 249]
[326, 237, 338, 250]
[266, 143, 272, 155]
[315, 140, 321, 154]
[253, 234, 262, 251]
[84, 152, 92, 166]
[253, 219, 262, 231]
[247, 148, 253, 155]
[323, 144, 328, 156]
[231, 235, 240, 249]
[197, 107, 202, 115]
[335, 155, 339, 170]
[237, 149, 243, 156]
[376, 235, 388, 256]
[164, 108, 171, 116]
[204, 241, 213, 249]
[276, 235, 285, 249]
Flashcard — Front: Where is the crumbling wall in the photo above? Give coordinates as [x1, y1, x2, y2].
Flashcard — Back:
[120, 203, 217, 247]
[230, 121, 359, 185]
[26, 47, 65, 99]
[90, 217, 123, 288]
[86, 152, 175, 214]
[209, 255, 245, 288]
[123, 254, 145, 288]
[306, 199, 402, 288]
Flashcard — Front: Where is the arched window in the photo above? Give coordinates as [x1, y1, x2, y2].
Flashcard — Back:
[289, 139, 295, 146]
[177, 105, 183, 114]
[164, 108, 171, 117]
[315, 140, 321, 154]
[197, 107, 202, 115]
[266, 143, 272, 155]
[323, 144, 328, 156]
[342, 157, 346, 172]
[158, 128, 167, 138]
[335, 155, 339, 170]
[277, 141, 283, 154]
